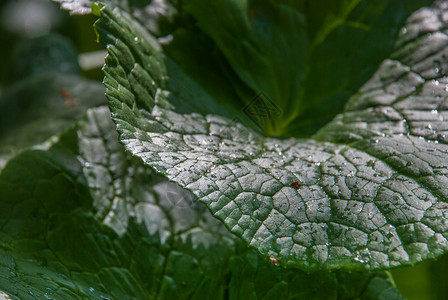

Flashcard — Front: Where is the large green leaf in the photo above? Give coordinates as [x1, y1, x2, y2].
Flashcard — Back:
[0, 106, 401, 299]
[96, 1, 448, 271]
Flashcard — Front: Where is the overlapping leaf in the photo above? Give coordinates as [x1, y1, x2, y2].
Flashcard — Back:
[184, 0, 430, 136]
[94, 1, 448, 271]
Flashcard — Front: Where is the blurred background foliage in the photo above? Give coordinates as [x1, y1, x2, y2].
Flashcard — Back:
[1, 1, 448, 299]
[392, 255, 448, 300]
[0, 0, 104, 89]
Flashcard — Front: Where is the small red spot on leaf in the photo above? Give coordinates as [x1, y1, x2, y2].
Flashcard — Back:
[59, 88, 71, 99]
[249, 10, 259, 19]
[269, 256, 280, 266]
[60, 88, 79, 107]
[290, 181, 301, 189]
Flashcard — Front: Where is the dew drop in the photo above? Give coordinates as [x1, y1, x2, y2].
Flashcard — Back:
[354, 248, 371, 264]
[401, 27, 407, 34]
[134, 37, 139, 42]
